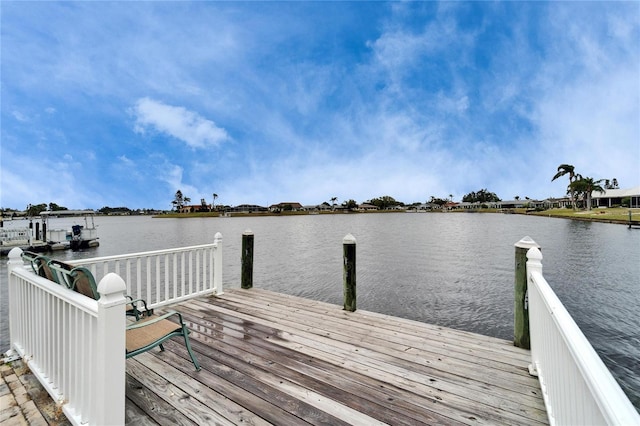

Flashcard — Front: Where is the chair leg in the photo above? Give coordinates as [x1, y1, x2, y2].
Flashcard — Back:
[159, 344, 165, 352]
[182, 326, 201, 371]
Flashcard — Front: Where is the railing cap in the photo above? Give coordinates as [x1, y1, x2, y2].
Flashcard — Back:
[243, 229, 253, 236]
[526, 246, 543, 262]
[97, 272, 127, 304]
[343, 233, 357, 244]
[515, 236, 540, 249]
[7, 247, 23, 261]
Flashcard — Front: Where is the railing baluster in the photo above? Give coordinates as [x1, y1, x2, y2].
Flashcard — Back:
[45, 292, 52, 384]
[187, 251, 192, 295]
[164, 253, 171, 302]
[154, 256, 161, 302]
[127, 260, 133, 300]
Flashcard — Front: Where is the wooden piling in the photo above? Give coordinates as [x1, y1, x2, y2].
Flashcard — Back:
[514, 236, 540, 349]
[241, 230, 254, 289]
[343, 234, 356, 312]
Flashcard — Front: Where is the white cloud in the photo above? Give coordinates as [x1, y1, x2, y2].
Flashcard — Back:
[132, 98, 230, 149]
[154, 162, 199, 201]
[118, 155, 134, 166]
[11, 111, 27, 122]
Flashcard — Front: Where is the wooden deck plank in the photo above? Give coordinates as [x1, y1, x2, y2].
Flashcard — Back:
[226, 288, 532, 364]
[173, 311, 465, 425]
[159, 340, 354, 426]
[189, 294, 544, 401]
[126, 374, 194, 426]
[215, 289, 536, 371]
[182, 296, 547, 423]
[126, 357, 237, 426]
[250, 287, 531, 359]
[125, 288, 548, 425]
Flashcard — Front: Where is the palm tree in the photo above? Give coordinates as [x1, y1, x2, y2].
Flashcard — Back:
[171, 190, 191, 211]
[212, 193, 218, 211]
[552, 164, 577, 210]
[570, 177, 605, 211]
[330, 197, 337, 211]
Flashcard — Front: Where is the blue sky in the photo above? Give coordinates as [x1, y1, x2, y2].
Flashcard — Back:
[1, 2, 639, 210]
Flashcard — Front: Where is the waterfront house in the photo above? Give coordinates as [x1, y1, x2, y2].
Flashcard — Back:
[179, 204, 211, 213]
[228, 204, 268, 213]
[591, 186, 640, 208]
[268, 202, 304, 212]
[357, 203, 378, 211]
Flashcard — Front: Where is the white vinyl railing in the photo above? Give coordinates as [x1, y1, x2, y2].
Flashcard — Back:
[72, 232, 223, 309]
[526, 247, 639, 425]
[6, 233, 224, 425]
[7, 251, 126, 426]
[0, 227, 32, 245]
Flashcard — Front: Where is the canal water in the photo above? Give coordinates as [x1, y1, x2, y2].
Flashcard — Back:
[1, 213, 638, 409]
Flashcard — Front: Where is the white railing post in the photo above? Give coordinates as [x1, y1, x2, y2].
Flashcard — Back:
[7, 247, 24, 352]
[214, 232, 223, 294]
[94, 273, 127, 426]
[525, 246, 543, 377]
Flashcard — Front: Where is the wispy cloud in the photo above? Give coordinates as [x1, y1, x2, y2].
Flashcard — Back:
[132, 98, 230, 149]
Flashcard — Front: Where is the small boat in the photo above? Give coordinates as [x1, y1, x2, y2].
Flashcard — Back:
[41, 210, 100, 251]
[0, 222, 48, 255]
[1, 227, 36, 255]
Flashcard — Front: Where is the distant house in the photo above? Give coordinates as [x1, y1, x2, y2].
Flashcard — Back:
[179, 204, 211, 213]
[269, 202, 303, 212]
[491, 200, 525, 209]
[591, 186, 640, 208]
[357, 203, 378, 211]
[544, 197, 571, 209]
[228, 204, 268, 213]
[444, 201, 459, 210]
[457, 202, 482, 210]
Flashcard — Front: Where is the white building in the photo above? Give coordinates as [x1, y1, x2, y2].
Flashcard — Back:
[591, 186, 640, 208]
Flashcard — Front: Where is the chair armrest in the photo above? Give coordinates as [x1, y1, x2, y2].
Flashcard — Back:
[126, 310, 183, 330]
[125, 296, 153, 317]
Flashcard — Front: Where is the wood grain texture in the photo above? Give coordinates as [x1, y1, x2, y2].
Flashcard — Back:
[124, 288, 548, 425]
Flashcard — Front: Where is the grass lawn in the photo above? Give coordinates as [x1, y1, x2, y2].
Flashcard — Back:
[529, 207, 639, 223]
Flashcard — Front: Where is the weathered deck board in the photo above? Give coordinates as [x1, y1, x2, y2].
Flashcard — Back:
[125, 288, 548, 425]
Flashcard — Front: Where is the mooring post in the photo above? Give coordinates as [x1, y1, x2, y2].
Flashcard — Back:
[343, 233, 357, 312]
[514, 236, 540, 349]
[241, 229, 254, 289]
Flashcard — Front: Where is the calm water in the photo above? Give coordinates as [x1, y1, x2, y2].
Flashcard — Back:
[1, 213, 639, 409]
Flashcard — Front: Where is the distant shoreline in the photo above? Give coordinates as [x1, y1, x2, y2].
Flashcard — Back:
[154, 207, 639, 226]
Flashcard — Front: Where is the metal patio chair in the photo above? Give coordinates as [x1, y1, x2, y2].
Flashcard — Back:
[126, 311, 201, 371]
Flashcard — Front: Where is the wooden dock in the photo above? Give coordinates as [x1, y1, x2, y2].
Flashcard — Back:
[124, 288, 548, 425]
